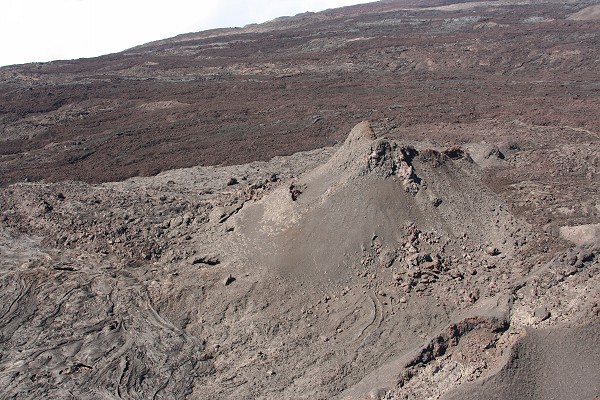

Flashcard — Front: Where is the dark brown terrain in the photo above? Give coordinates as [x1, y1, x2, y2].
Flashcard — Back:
[1, 0, 599, 185]
[0, 0, 599, 399]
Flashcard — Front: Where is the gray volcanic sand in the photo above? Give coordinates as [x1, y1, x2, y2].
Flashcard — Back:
[443, 320, 600, 400]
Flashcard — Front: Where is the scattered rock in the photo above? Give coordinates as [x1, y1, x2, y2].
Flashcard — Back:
[41, 201, 53, 214]
[192, 256, 221, 266]
[559, 224, 600, 246]
[506, 141, 521, 151]
[224, 274, 235, 286]
[406, 252, 433, 267]
[485, 246, 500, 256]
[379, 249, 397, 268]
[444, 146, 471, 161]
[578, 251, 594, 264]
[369, 388, 388, 399]
[289, 183, 304, 201]
[534, 306, 550, 322]
[420, 148, 447, 167]
[484, 144, 505, 160]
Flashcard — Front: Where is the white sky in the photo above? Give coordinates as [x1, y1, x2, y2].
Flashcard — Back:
[0, 0, 373, 67]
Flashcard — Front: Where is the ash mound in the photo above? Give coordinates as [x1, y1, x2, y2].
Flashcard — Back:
[233, 122, 514, 287]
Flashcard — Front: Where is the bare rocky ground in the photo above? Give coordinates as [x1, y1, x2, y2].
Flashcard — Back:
[1, 0, 600, 186]
[1, 0, 600, 399]
[0, 120, 598, 399]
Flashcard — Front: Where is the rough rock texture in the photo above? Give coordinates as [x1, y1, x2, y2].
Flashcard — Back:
[1, 120, 599, 398]
[1, 0, 600, 399]
[442, 321, 600, 400]
[1, 0, 600, 186]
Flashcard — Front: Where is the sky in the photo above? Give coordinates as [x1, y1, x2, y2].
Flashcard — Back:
[0, 0, 373, 67]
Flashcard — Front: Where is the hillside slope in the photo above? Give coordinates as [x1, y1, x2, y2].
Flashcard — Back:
[0, 0, 599, 399]
[1, 0, 599, 185]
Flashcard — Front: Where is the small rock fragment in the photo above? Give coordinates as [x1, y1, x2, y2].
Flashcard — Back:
[41, 201, 53, 213]
[290, 184, 304, 201]
[193, 256, 220, 266]
[484, 144, 505, 159]
[534, 306, 550, 322]
[224, 274, 235, 286]
[485, 246, 500, 256]
[369, 388, 388, 400]
[444, 145, 470, 160]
